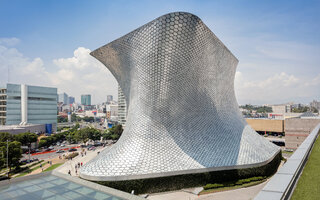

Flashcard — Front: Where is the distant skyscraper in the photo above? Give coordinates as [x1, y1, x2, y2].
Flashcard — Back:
[68, 96, 75, 104]
[58, 93, 68, 105]
[81, 94, 91, 106]
[107, 95, 113, 103]
[118, 86, 126, 127]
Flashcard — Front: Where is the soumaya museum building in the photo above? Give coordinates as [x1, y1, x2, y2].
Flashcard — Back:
[80, 12, 280, 185]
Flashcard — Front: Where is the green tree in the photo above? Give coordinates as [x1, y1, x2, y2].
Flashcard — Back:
[0, 132, 13, 142]
[102, 125, 123, 141]
[38, 139, 48, 148]
[71, 113, 77, 122]
[83, 116, 94, 122]
[292, 106, 310, 113]
[0, 141, 22, 172]
[87, 128, 101, 141]
[58, 116, 68, 123]
[14, 132, 38, 148]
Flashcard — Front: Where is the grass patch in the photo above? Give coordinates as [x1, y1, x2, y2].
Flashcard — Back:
[201, 176, 266, 193]
[200, 178, 267, 195]
[291, 133, 320, 200]
[43, 163, 63, 172]
[15, 162, 47, 178]
[282, 150, 294, 154]
[15, 172, 29, 178]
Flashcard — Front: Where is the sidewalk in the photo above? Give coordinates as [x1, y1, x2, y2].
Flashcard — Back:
[147, 180, 268, 200]
[29, 157, 64, 175]
[57, 145, 110, 176]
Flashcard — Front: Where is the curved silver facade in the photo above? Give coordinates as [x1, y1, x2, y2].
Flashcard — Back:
[80, 12, 280, 181]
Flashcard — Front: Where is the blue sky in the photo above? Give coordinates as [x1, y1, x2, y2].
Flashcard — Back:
[0, 0, 319, 104]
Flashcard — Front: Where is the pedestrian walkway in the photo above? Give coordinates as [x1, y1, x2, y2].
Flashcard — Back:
[147, 180, 268, 200]
[57, 145, 109, 176]
[30, 157, 64, 175]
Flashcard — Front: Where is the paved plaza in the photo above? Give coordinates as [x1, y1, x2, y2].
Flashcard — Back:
[57, 145, 110, 176]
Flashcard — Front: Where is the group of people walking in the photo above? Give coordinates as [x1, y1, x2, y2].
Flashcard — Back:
[68, 162, 83, 176]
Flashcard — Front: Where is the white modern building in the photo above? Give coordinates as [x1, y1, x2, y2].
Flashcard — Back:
[272, 104, 292, 114]
[0, 83, 58, 132]
[106, 104, 118, 121]
[118, 86, 126, 127]
[0, 88, 6, 125]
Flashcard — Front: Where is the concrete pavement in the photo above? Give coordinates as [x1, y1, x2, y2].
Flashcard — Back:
[57, 145, 110, 176]
[147, 181, 268, 200]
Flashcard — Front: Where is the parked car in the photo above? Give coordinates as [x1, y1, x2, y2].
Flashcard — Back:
[93, 142, 102, 147]
[48, 146, 54, 150]
[88, 146, 96, 151]
[56, 150, 65, 153]
[68, 148, 77, 152]
[60, 144, 65, 147]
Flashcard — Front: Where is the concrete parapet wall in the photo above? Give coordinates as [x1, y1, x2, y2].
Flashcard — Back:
[285, 118, 320, 149]
[255, 123, 320, 200]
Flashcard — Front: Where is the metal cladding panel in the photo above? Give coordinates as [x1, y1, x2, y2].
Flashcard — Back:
[80, 12, 280, 181]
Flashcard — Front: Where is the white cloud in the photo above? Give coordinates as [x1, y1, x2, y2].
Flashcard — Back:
[0, 37, 20, 46]
[50, 47, 118, 104]
[0, 40, 118, 104]
[235, 71, 320, 105]
[0, 37, 319, 105]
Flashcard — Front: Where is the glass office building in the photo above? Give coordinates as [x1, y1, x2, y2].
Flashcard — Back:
[81, 94, 91, 106]
[4, 83, 57, 131]
[58, 92, 69, 105]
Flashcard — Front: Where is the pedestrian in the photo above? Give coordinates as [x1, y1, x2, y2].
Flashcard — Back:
[68, 170, 71, 176]
[81, 162, 83, 166]
[75, 169, 77, 174]
[78, 162, 80, 168]
[75, 165, 77, 170]
[85, 151, 86, 156]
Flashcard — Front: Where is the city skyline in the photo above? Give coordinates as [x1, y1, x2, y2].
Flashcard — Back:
[0, 0, 319, 104]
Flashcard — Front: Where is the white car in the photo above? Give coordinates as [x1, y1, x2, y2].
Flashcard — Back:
[60, 144, 65, 147]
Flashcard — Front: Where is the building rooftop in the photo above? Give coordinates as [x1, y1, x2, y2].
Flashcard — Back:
[299, 111, 317, 118]
[0, 124, 41, 130]
[0, 171, 143, 200]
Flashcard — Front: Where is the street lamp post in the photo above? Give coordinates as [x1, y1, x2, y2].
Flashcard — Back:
[7, 139, 9, 177]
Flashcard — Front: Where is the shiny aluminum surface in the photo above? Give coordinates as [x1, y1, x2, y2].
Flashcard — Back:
[80, 12, 280, 181]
